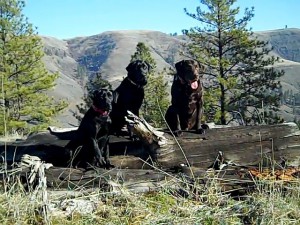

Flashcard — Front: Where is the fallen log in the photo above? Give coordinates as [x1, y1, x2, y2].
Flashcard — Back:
[125, 112, 300, 169]
[157, 123, 300, 168]
[0, 112, 299, 170]
[3, 154, 300, 196]
[0, 155, 255, 196]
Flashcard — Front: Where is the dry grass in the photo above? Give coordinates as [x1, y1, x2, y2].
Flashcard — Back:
[1, 169, 300, 225]
[1, 119, 300, 224]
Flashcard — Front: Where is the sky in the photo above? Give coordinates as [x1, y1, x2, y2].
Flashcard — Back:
[23, 0, 300, 39]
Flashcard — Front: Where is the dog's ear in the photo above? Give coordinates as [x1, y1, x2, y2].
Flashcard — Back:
[175, 60, 184, 73]
[91, 90, 99, 101]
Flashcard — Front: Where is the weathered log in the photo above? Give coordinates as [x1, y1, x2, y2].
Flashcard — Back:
[125, 112, 300, 168]
[0, 155, 178, 193]
[6, 154, 300, 195]
[0, 155, 255, 195]
[0, 130, 150, 168]
[0, 112, 299, 170]
[156, 123, 300, 168]
[44, 167, 172, 192]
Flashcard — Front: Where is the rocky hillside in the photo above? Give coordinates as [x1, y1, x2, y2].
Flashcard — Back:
[66, 30, 184, 87]
[41, 28, 300, 126]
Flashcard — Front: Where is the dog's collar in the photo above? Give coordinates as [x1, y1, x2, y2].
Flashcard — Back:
[92, 105, 108, 116]
[126, 77, 143, 88]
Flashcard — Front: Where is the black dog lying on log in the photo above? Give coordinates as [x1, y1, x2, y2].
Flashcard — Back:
[165, 59, 208, 135]
[110, 60, 151, 137]
[65, 88, 114, 169]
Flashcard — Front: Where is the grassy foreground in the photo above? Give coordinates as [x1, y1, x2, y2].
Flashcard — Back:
[1, 174, 300, 225]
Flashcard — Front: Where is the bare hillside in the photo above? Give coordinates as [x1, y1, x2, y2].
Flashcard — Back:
[66, 30, 183, 88]
[257, 28, 300, 63]
[41, 36, 84, 126]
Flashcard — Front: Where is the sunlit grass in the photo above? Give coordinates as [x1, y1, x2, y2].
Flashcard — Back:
[1, 119, 300, 224]
[1, 170, 300, 225]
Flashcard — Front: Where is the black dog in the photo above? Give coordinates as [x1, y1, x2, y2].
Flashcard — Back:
[165, 59, 207, 135]
[110, 60, 151, 136]
[65, 88, 114, 169]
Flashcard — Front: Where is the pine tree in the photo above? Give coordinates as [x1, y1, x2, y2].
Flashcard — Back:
[144, 68, 170, 127]
[0, 0, 68, 134]
[183, 0, 284, 125]
[131, 42, 156, 66]
[130, 42, 169, 127]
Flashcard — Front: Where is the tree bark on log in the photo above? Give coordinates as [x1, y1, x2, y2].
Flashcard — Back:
[156, 122, 300, 169]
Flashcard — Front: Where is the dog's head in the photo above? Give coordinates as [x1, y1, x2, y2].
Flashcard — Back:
[91, 89, 113, 116]
[175, 60, 205, 90]
[126, 60, 151, 87]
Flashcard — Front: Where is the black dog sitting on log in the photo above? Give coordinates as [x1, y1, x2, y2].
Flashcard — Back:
[110, 60, 151, 136]
[165, 59, 208, 135]
[65, 88, 114, 169]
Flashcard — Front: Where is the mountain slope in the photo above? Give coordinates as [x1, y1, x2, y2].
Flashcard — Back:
[66, 30, 183, 88]
[41, 36, 84, 126]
